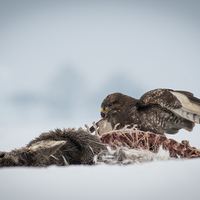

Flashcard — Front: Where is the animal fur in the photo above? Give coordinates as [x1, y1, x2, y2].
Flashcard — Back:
[0, 128, 106, 167]
[1, 125, 199, 167]
[94, 146, 171, 165]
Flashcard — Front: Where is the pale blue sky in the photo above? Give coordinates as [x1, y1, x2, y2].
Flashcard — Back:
[0, 0, 200, 150]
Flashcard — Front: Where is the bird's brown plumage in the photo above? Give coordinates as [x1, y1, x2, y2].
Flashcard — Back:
[100, 89, 200, 135]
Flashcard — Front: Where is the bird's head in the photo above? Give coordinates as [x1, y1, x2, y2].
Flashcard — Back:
[100, 93, 125, 119]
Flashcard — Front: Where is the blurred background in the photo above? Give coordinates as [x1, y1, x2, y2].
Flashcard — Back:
[0, 0, 200, 151]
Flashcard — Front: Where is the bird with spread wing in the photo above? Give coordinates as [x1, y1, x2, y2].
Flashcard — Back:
[91, 89, 200, 135]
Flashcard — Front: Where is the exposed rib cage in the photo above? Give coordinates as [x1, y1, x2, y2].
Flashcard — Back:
[99, 127, 200, 159]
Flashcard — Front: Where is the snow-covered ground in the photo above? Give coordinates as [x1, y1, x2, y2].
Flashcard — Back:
[1, 159, 200, 200]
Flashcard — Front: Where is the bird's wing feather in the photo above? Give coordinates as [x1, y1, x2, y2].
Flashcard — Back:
[174, 90, 194, 97]
[139, 89, 200, 124]
[170, 91, 200, 114]
[139, 89, 182, 109]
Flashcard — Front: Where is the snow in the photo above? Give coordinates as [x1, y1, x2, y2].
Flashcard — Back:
[1, 159, 200, 200]
[1, 1, 200, 199]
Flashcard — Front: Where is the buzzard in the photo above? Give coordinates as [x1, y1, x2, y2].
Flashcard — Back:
[99, 89, 200, 135]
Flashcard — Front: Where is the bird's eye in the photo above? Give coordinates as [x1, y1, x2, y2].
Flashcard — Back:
[108, 103, 113, 107]
[0, 152, 5, 158]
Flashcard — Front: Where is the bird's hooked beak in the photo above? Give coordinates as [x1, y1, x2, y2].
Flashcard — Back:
[101, 108, 106, 119]
[101, 107, 112, 119]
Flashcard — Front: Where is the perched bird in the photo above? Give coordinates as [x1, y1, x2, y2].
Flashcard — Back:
[100, 89, 200, 135]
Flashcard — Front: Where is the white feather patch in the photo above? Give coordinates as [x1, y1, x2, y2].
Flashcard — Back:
[170, 91, 200, 123]
[170, 91, 200, 114]
[94, 146, 171, 165]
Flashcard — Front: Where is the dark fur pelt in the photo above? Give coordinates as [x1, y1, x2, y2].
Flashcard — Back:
[0, 128, 106, 167]
[28, 128, 106, 165]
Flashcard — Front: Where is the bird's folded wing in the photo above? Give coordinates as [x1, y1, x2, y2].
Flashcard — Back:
[139, 89, 200, 124]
